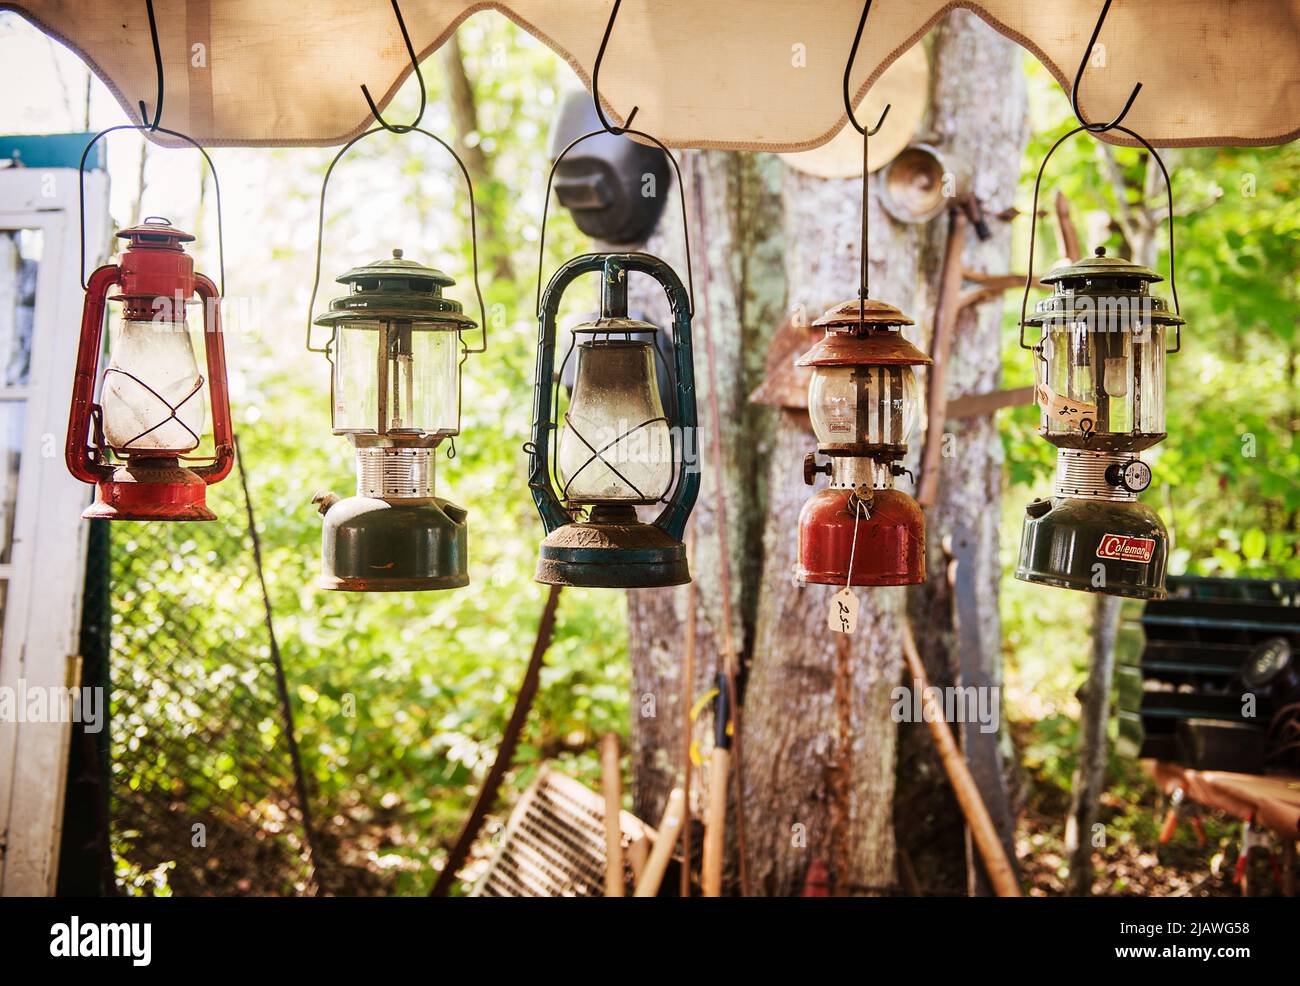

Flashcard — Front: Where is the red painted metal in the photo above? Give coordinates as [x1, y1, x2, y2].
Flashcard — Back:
[797, 487, 926, 586]
[65, 220, 233, 521]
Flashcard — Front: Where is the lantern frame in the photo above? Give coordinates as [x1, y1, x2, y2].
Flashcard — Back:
[795, 298, 931, 587]
[528, 253, 699, 588]
[65, 218, 233, 521]
[313, 250, 475, 446]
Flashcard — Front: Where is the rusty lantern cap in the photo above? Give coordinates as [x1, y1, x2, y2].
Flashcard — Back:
[115, 216, 196, 248]
[797, 298, 931, 367]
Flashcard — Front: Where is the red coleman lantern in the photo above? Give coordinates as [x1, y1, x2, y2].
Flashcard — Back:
[65, 218, 233, 520]
[796, 299, 931, 586]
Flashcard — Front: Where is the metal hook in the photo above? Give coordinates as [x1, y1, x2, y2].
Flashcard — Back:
[1071, 0, 1142, 133]
[843, 0, 891, 326]
[590, 0, 639, 135]
[361, 0, 427, 134]
[136, 0, 164, 131]
[843, 0, 891, 137]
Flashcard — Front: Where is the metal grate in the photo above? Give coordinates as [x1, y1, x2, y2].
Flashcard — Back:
[473, 768, 653, 897]
[106, 491, 318, 896]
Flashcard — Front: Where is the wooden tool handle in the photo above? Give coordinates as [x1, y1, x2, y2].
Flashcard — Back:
[701, 746, 730, 897]
[600, 732, 623, 897]
[634, 788, 686, 898]
[901, 626, 1021, 898]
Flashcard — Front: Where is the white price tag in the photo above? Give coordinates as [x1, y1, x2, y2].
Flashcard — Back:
[828, 587, 859, 634]
[1036, 384, 1097, 432]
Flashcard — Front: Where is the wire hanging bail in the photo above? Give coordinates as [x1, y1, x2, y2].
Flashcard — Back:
[843, 0, 892, 332]
[534, 0, 695, 317]
[78, 0, 225, 293]
[1018, 0, 1181, 356]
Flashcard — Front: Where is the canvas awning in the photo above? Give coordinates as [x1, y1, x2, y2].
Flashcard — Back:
[6, 0, 1299, 150]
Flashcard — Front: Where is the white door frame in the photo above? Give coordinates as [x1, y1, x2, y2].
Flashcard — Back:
[0, 165, 110, 895]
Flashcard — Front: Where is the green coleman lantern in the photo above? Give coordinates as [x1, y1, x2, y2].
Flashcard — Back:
[1015, 247, 1183, 600]
[310, 250, 475, 591]
[527, 253, 699, 588]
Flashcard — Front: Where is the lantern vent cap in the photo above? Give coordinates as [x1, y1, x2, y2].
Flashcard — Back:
[334, 249, 457, 288]
[811, 297, 915, 330]
[1039, 246, 1163, 285]
[115, 216, 195, 247]
[315, 248, 476, 329]
[570, 314, 660, 336]
[798, 298, 930, 367]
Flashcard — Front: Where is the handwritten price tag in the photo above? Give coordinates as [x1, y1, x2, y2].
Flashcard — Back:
[1036, 384, 1097, 432]
[827, 587, 859, 635]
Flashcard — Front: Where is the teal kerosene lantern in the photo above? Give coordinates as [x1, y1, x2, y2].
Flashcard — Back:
[527, 253, 699, 588]
[311, 250, 475, 591]
[1015, 248, 1184, 600]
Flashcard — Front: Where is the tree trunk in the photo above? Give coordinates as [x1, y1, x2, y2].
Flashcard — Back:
[623, 151, 785, 882]
[626, 10, 1027, 896]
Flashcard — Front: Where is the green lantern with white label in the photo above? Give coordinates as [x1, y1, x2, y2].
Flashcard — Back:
[1015, 248, 1184, 600]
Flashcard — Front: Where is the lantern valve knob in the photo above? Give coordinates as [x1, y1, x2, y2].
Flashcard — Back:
[312, 490, 340, 515]
[803, 453, 831, 486]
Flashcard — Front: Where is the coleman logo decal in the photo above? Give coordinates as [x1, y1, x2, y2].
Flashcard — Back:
[1097, 534, 1155, 563]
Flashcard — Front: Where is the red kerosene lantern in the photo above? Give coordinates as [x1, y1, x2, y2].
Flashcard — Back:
[797, 299, 931, 586]
[65, 218, 233, 520]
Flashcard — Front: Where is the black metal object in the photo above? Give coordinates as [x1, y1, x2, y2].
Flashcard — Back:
[549, 90, 670, 244]
[1016, 496, 1169, 600]
[1117, 575, 1300, 767]
[55, 518, 115, 896]
[361, 0, 426, 134]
